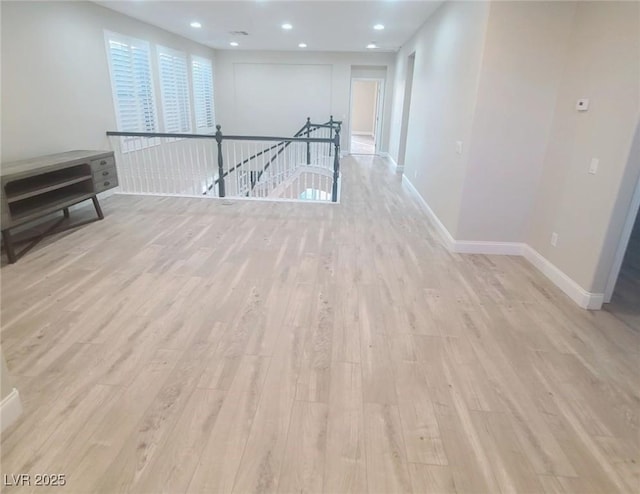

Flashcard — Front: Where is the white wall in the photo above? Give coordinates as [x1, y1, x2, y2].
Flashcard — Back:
[2, 2, 396, 161]
[526, 1, 640, 293]
[232, 63, 333, 137]
[214, 50, 395, 151]
[389, 0, 491, 236]
[389, 0, 640, 302]
[457, 1, 577, 242]
[396, 54, 415, 168]
[1, 1, 216, 162]
[351, 80, 377, 135]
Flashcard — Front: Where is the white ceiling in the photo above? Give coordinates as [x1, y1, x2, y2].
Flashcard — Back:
[95, 1, 443, 52]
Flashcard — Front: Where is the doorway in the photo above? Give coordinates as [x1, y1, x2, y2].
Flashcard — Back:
[350, 79, 383, 155]
[603, 122, 640, 330]
[398, 52, 416, 168]
[604, 198, 640, 330]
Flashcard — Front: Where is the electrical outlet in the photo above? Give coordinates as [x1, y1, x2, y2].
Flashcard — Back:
[589, 158, 599, 174]
[551, 232, 558, 247]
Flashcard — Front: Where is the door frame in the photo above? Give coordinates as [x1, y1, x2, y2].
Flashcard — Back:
[348, 77, 385, 155]
[604, 171, 640, 303]
[398, 52, 416, 168]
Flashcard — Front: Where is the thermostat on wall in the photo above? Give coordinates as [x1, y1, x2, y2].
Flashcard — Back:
[576, 98, 589, 111]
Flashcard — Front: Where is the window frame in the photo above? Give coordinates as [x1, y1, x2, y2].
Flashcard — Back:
[104, 30, 159, 153]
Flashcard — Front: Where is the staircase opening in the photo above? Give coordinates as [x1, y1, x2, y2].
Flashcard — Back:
[106, 117, 342, 203]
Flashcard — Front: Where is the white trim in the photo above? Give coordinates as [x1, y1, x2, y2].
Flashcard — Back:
[522, 246, 604, 310]
[1, 388, 23, 432]
[382, 152, 403, 173]
[399, 164, 604, 310]
[453, 241, 524, 256]
[604, 172, 640, 303]
[114, 191, 341, 205]
[402, 175, 456, 250]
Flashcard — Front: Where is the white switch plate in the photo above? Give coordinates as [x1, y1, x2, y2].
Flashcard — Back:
[456, 141, 463, 155]
[589, 158, 599, 174]
[576, 98, 589, 111]
[551, 232, 558, 247]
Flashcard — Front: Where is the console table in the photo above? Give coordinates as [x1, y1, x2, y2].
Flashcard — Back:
[1, 150, 118, 263]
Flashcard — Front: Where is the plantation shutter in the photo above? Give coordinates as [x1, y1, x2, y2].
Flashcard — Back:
[191, 56, 215, 132]
[158, 46, 192, 133]
[106, 33, 157, 133]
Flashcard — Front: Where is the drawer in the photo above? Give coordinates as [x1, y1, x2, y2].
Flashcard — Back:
[94, 176, 118, 193]
[90, 155, 115, 172]
[93, 165, 117, 181]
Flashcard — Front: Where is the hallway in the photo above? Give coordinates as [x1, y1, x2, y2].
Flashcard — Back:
[1, 155, 638, 493]
[350, 134, 375, 154]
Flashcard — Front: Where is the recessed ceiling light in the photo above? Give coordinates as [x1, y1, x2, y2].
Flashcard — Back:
[230, 41, 239, 47]
[190, 21, 202, 28]
[374, 24, 385, 30]
[281, 23, 293, 30]
[367, 43, 377, 49]
[298, 43, 307, 48]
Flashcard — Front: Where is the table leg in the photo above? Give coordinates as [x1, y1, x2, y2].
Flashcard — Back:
[92, 196, 104, 220]
[2, 229, 17, 264]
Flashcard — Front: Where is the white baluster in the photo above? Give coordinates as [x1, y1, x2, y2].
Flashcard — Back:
[145, 139, 154, 194]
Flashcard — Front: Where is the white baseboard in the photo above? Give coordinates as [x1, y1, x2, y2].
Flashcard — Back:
[382, 152, 404, 173]
[522, 246, 604, 310]
[402, 174, 604, 310]
[402, 175, 456, 250]
[1, 388, 23, 432]
[453, 240, 525, 256]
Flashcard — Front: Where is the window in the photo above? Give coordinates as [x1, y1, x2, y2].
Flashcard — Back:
[191, 56, 215, 132]
[157, 46, 192, 133]
[105, 32, 157, 139]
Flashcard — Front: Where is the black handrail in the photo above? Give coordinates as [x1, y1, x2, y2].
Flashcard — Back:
[223, 116, 341, 196]
[105, 130, 330, 143]
[106, 115, 342, 201]
[106, 131, 214, 139]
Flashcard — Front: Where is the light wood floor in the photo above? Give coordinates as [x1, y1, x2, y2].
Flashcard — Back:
[1, 154, 639, 493]
[350, 135, 375, 155]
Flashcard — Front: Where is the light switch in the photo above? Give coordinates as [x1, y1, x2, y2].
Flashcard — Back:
[456, 141, 463, 155]
[589, 158, 599, 174]
[576, 98, 589, 111]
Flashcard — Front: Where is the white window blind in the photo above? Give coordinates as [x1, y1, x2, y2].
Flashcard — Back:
[158, 46, 192, 133]
[106, 32, 157, 135]
[191, 56, 215, 132]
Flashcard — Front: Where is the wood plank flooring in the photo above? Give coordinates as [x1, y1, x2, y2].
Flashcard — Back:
[1, 154, 639, 493]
